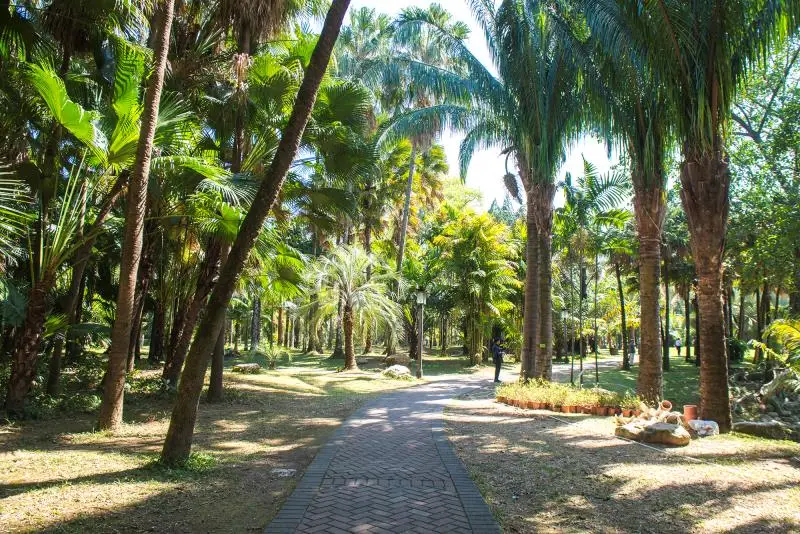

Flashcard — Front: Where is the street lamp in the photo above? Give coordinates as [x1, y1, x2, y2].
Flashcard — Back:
[414, 288, 427, 378]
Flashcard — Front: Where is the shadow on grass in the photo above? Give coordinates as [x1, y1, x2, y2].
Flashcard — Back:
[444, 397, 800, 534]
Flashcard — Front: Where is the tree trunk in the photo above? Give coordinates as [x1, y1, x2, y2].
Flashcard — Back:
[98, 0, 176, 430]
[533, 183, 554, 380]
[207, 325, 225, 402]
[680, 149, 732, 431]
[277, 307, 283, 346]
[615, 262, 629, 370]
[521, 187, 539, 379]
[663, 249, 671, 372]
[343, 303, 356, 370]
[162, 241, 223, 386]
[633, 173, 665, 404]
[160, 0, 350, 465]
[685, 288, 692, 362]
[737, 288, 745, 340]
[363, 221, 373, 354]
[396, 140, 417, 273]
[149, 300, 166, 364]
[5, 273, 56, 415]
[250, 296, 261, 350]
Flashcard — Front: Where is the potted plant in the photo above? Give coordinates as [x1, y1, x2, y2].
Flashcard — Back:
[599, 391, 620, 416]
[620, 393, 640, 417]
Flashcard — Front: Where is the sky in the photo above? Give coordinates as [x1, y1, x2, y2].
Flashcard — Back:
[348, 0, 618, 211]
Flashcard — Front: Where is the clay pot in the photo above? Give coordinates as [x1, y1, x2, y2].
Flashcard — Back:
[633, 409, 642, 417]
[660, 400, 673, 412]
[532, 402, 543, 410]
[683, 404, 698, 422]
[565, 405, 577, 413]
[526, 400, 537, 410]
[552, 405, 562, 413]
[622, 409, 633, 417]
[581, 406, 593, 415]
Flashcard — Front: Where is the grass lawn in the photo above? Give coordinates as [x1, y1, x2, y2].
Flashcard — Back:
[445, 391, 800, 533]
[0, 349, 478, 533]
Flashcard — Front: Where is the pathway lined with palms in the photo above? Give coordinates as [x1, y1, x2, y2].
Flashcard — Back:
[265, 376, 500, 534]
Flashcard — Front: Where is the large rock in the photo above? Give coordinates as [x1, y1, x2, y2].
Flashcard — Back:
[382, 365, 412, 379]
[615, 422, 691, 446]
[232, 363, 262, 374]
[733, 421, 792, 440]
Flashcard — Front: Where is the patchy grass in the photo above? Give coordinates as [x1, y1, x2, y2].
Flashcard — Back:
[445, 390, 800, 534]
[0, 350, 433, 533]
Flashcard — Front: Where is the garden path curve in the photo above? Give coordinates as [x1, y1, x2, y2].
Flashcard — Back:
[264, 376, 501, 534]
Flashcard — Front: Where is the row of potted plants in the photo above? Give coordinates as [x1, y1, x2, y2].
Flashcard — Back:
[496, 380, 643, 417]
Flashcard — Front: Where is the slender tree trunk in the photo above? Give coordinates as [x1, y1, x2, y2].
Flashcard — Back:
[737, 288, 745, 339]
[396, 140, 417, 273]
[98, 0, 176, 430]
[363, 221, 373, 354]
[632, 172, 665, 404]
[207, 325, 226, 402]
[616, 262, 629, 370]
[149, 300, 166, 364]
[277, 307, 283, 346]
[521, 186, 539, 379]
[160, 0, 350, 465]
[680, 147, 731, 431]
[685, 288, 692, 362]
[250, 296, 261, 350]
[533, 183, 554, 380]
[343, 304, 356, 370]
[593, 251, 599, 382]
[663, 249, 671, 372]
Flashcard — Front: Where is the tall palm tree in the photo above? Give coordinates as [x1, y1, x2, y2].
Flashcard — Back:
[390, 0, 583, 379]
[311, 247, 400, 370]
[584, 0, 800, 430]
[98, 0, 176, 430]
[161, 0, 351, 465]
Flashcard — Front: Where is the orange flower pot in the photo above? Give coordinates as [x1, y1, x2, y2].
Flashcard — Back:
[683, 404, 698, 422]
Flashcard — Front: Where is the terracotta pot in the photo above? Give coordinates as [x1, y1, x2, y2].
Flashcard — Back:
[581, 406, 593, 415]
[660, 400, 673, 412]
[531, 402, 543, 410]
[622, 409, 633, 417]
[633, 409, 642, 417]
[591, 405, 603, 416]
[526, 400, 537, 410]
[683, 404, 698, 422]
[602, 407, 613, 416]
[552, 405, 562, 413]
[566, 405, 578, 413]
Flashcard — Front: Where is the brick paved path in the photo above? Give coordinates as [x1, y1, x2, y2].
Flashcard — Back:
[265, 378, 500, 534]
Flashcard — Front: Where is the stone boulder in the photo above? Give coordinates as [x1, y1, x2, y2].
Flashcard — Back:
[732, 421, 792, 440]
[232, 363, 262, 374]
[615, 422, 691, 446]
[382, 365, 412, 379]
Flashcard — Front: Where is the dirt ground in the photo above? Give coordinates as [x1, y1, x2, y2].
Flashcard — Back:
[444, 389, 800, 534]
[0, 355, 419, 533]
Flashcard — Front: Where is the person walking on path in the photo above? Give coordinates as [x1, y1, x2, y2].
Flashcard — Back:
[491, 335, 505, 383]
[675, 337, 682, 358]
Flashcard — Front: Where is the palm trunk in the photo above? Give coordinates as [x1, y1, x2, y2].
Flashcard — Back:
[343, 303, 356, 370]
[277, 307, 283, 346]
[521, 186, 539, 379]
[4, 273, 56, 415]
[363, 221, 373, 354]
[533, 183, 554, 380]
[632, 177, 665, 404]
[149, 300, 166, 364]
[680, 148, 732, 432]
[663, 249, 671, 372]
[615, 262, 629, 370]
[396, 140, 417, 273]
[737, 288, 745, 339]
[160, 0, 350, 465]
[98, 0, 176, 430]
[207, 325, 226, 402]
[685, 288, 692, 362]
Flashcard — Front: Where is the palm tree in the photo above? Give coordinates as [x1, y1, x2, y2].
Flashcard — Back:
[560, 160, 630, 383]
[389, 0, 583, 380]
[98, 0, 176, 430]
[160, 0, 351, 465]
[311, 247, 400, 370]
[584, 0, 800, 430]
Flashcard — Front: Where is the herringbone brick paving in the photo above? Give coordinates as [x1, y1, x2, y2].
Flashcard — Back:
[265, 378, 500, 534]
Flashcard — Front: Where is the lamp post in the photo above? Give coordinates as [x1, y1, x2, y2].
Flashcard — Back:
[414, 288, 427, 379]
